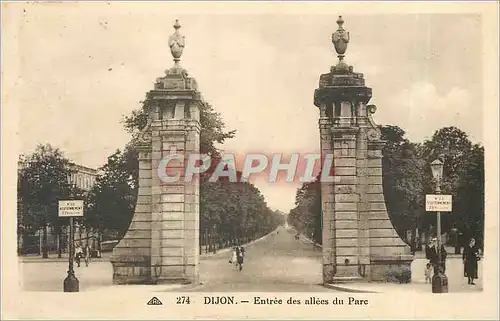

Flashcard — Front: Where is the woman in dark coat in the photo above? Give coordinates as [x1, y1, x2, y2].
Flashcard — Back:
[463, 237, 481, 285]
[236, 246, 245, 271]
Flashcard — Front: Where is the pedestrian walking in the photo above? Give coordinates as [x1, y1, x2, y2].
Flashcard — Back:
[84, 243, 91, 267]
[463, 237, 481, 285]
[75, 243, 83, 268]
[425, 237, 447, 274]
[229, 245, 238, 267]
[236, 245, 245, 271]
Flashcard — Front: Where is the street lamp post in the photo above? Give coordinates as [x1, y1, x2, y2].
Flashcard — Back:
[430, 159, 448, 293]
[63, 216, 79, 292]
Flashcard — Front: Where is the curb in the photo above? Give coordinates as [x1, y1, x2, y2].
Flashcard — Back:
[323, 283, 378, 293]
[299, 235, 322, 248]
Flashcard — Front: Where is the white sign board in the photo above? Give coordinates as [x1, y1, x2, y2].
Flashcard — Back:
[425, 194, 452, 212]
[58, 200, 84, 217]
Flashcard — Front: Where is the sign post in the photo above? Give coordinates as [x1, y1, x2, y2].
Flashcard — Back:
[59, 200, 84, 292]
[425, 193, 452, 293]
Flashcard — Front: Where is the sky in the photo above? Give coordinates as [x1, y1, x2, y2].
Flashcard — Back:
[6, 4, 483, 212]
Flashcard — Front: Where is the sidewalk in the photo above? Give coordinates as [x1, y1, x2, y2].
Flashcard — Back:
[19, 252, 111, 263]
[326, 257, 484, 293]
[295, 231, 483, 293]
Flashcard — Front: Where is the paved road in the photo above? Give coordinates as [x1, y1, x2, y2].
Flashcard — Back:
[179, 226, 331, 292]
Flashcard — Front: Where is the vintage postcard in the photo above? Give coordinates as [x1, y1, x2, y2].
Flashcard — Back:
[2, 1, 499, 320]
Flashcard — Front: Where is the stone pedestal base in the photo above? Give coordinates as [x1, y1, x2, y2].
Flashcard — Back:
[369, 255, 413, 283]
[111, 255, 153, 285]
[323, 264, 336, 284]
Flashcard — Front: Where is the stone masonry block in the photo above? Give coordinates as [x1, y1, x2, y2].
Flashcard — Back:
[367, 150, 382, 158]
[130, 212, 152, 222]
[369, 219, 395, 229]
[335, 221, 358, 229]
[370, 202, 387, 211]
[368, 211, 390, 220]
[335, 212, 358, 220]
[184, 194, 199, 204]
[118, 238, 150, 248]
[369, 228, 399, 239]
[335, 229, 358, 238]
[162, 142, 185, 151]
[126, 230, 151, 239]
[137, 187, 152, 196]
[365, 194, 385, 202]
[336, 247, 359, 256]
[135, 204, 151, 213]
[161, 256, 184, 266]
[137, 196, 152, 205]
[161, 220, 184, 230]
[161, 194, 185, 203]
[162, 203, 184, 212]
[128, 221, 151, 230]
[370, 246, 408, 257]
[334, 185, 356, 194]
[334, 158, 356, 167]
[367, 158, 382, 168]
[161, 238, 184, 248]
[139, 162, 152, 170]
[161, 247, 184, 257]
[335, 238, 358, 247]
[336, 256, 359, 265]
[367, 167, 383, 176]
[138, 177, 152, 187]
[370, 229, 400, 238]
[335, 194, 360, 203]
[162, 211, 184, 220]
[365, 176, 383, 185]
[160, 185, 185, 194]
[335, 203, 357, 211]
[162, 230, 184, 239]
[366, 185, 383, 194]
[337, 176, 357, 185]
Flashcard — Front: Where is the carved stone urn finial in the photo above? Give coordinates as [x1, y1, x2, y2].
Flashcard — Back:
[168, 19, 185, 66]
[331, 15, 351, 72]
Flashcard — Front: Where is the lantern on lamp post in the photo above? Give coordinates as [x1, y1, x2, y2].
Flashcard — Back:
[430, 158, 448, 293]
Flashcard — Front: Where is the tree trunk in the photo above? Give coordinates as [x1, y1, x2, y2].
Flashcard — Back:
[411, 225, 417, 254]
[42, 223, 48, 258]
[57, 229, 62, 258]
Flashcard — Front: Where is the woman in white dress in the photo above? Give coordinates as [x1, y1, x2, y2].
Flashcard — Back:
[229, 245, 238, 267]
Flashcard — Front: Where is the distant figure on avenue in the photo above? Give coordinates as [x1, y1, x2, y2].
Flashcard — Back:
[463, 237, 481, 285]
[84, 244, 91, 267]
[236, 245, 245, 271]
[229, 245, 238, 266]
[75, 243, 83, 268]
[425, 237, 447, 274]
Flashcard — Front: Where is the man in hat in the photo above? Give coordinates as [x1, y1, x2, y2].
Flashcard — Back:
[426, 237, 448, 274]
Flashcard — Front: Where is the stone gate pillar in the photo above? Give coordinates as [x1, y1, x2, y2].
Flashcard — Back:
[111, 20, 201, 285]
[315, 16, 414, 284]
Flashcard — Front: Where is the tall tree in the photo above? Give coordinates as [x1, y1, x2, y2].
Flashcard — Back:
[85, 147, 137, 240]
[18, 144, 80, 258]
[381, 126, 429, 249]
